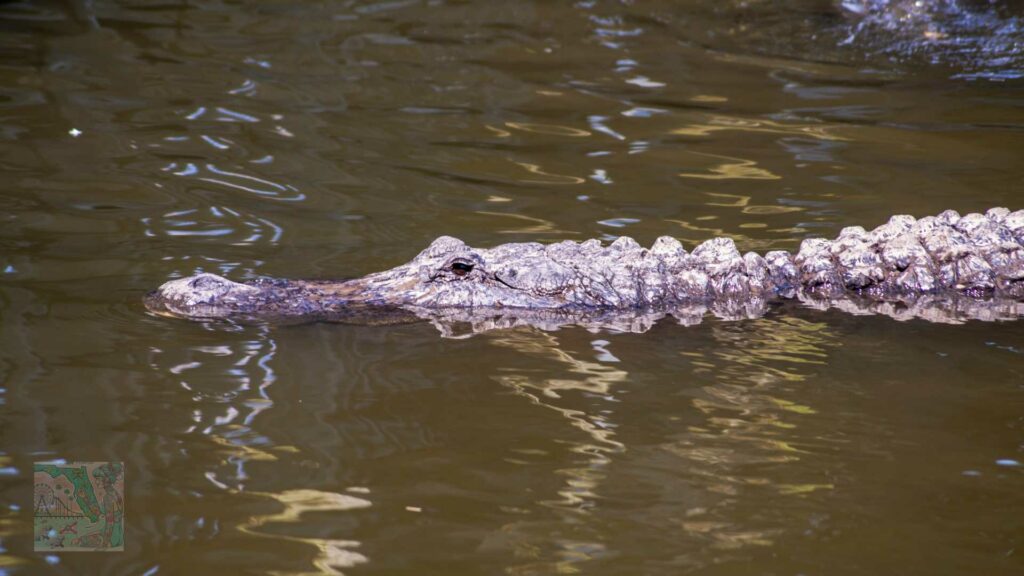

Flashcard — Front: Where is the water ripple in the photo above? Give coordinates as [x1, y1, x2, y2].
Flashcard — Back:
[237, 489, 371, 573]
[161, 161, 304, 201]
[148, 329, 278, 491]
[142, 206, 283, 246]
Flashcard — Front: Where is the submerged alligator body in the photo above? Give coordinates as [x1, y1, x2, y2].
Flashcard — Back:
[146, 207, 1024, 335]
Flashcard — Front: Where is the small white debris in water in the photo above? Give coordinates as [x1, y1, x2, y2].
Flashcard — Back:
[69, 128, 82, 137]
[3, 265, 14, 274]
[996, 459, 1021, 467]
[962, 470, 981, 477]
[405, 506, 422, 513]
[346, 486, 370, 494]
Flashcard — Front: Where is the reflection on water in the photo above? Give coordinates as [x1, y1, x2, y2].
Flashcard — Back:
[238, 489, 371, 575]
[675, 316, 838, 506]
[410, 295, 1024, 338]
[1, 0, 1023, 574]
[659, 317, 834, 557]
[465, 313, 867, 572]
[489, 330, 628, 573]
[677, 152, 781, 181]
[149, 327, 278, 492]
[670, 115, 849, 142]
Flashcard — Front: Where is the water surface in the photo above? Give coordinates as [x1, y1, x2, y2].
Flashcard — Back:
[1, 1, 1022, 574]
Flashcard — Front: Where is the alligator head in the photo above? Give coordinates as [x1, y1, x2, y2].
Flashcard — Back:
[146, 225, 788, 326]
[145, 234, 643, 322]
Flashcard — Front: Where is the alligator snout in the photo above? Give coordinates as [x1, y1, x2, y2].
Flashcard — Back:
[145, 273, 261, 319]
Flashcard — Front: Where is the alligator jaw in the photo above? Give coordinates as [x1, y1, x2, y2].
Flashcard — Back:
[144, 273, 380, 321]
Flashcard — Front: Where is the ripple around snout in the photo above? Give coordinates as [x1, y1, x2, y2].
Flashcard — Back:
[142, 206, 284, 247]
[162, 162, 305, 201]
[139, 203, 286, 282]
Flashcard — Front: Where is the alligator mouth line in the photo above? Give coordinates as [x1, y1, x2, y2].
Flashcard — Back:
[425, 272, 521, 291]
[492, 273, 519, 291]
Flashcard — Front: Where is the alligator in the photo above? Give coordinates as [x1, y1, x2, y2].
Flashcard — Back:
[145, 207, 1024, 335]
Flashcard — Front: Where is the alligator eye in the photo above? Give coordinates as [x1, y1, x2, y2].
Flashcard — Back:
[450, 261, 474, 276]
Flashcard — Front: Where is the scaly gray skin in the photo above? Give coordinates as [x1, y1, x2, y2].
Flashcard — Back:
[145, 207, 1024, 334]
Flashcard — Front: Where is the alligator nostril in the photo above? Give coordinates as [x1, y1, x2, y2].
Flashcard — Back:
[191, 275, 223, 290]
[187, 274, 235, 297]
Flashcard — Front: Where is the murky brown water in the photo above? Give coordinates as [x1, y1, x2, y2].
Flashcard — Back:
[2, 1, 1023, 574]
